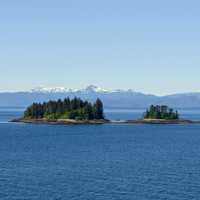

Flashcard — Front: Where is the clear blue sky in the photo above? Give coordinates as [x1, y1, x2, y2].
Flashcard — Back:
[0, 0, 200, 95]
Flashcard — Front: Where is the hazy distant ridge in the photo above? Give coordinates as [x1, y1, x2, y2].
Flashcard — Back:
[0, 85, 200, 108]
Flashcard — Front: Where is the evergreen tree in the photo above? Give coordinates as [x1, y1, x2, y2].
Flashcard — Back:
[56, 99, 63, 114]
[63, 98, 71, 111]
[94, 98, 104, 119]
[84, 103, 94, 120]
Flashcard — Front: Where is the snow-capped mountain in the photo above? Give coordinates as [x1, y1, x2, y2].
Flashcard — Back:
[80, 85, 109, 93]
[0, 85, 200, 108]
[29, 85, 133, 94]
[30, 86, 78, 93]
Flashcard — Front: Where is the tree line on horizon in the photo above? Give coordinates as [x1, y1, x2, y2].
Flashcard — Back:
[144, 105, 179, 120]
[24, 97, 104, 120]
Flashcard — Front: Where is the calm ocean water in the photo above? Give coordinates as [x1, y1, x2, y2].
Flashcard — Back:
[0, 108, 200, 199]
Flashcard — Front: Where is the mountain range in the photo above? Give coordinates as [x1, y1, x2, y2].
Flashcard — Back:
[0, 85, 200, 108]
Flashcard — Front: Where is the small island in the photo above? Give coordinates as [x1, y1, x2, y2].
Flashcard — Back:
[13, 97, 108, 124]
[124, 105, 196, 124]
[144, 105, 179, 120]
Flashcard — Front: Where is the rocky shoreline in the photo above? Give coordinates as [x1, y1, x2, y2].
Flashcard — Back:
[11, 118, 109, 125]
[10, 118, 200, 125]
[123, 119, 200, 124]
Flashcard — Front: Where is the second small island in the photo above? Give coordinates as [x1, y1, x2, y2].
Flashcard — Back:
[118, 105, 196, 124]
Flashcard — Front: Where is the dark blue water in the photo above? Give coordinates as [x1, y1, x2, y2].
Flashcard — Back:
[1, 108, 200, 199]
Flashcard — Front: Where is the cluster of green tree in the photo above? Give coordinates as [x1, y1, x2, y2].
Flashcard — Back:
[144, 105, 179, 120]
[24, 97, 104, 120]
